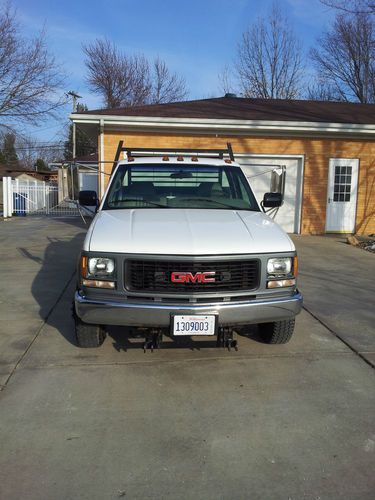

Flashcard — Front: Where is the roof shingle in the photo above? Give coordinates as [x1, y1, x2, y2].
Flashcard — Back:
[73, 96, 375, 125]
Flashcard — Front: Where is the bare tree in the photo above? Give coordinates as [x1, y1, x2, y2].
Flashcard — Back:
[151, 58, 187, 104]
[236, 3, 304, 99]
[306, 80, 344, 101]
[130, 54, 152, 106]
[310, 11, 375, 103]
[0, 131, 56, 170]
[218, 64, 237, 95]
[83, 39, 188, 108]
[14, 135, 35, 169]
[0, 2, 65, 128]
[13, 134, 64, 169]
[320, 0, 375, 14]
[83, 38, 142, 108]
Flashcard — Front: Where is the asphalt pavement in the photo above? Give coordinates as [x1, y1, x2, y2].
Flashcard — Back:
[0, 217, 374, 500]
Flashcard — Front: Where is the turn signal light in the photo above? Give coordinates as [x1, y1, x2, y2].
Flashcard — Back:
[267, 279, 296, 289]
[293, 256, 298, 277]
[81, 255, 87, 278]
[82, 279, 115, 289]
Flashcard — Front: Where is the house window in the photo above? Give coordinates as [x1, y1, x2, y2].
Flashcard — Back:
[333, 165, 352, 202]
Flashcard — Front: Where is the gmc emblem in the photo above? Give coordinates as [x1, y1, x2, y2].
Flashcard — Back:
[171, 271, 216, 283]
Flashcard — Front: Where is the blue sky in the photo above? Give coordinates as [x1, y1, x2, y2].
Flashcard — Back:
[10, 0, 335, 143]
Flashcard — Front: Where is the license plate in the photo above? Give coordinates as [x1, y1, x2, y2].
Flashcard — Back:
[172, 315, 217, 336]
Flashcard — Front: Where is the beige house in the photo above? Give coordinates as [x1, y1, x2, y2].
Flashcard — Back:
[70, 96, 375, 235]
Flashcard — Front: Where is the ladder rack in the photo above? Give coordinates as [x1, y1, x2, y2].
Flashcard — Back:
[111, 142, 235, 174]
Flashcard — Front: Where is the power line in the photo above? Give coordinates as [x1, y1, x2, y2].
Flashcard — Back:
[2, 145, 66, 151]
[1, 140, 95, 151]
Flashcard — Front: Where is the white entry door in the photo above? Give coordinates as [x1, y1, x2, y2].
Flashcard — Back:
[326, 158, 359, 232]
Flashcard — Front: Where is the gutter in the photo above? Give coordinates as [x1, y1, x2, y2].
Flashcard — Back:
[69, 113, 375, 137]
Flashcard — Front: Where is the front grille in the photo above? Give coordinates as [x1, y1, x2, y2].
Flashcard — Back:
[125, 259, 260, 293]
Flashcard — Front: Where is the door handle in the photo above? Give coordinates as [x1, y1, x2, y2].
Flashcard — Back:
[328, 197, 331, 204]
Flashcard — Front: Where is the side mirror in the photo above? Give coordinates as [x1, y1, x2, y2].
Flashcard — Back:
[79, 190, 98, 207]
[263, 192, 282, 208]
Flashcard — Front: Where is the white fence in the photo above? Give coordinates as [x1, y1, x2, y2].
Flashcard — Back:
[2, 177, 81, 218]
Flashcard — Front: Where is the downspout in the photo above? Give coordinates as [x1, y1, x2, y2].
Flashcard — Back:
[99, 119, 105, 198]
[72, 122, 76, 159]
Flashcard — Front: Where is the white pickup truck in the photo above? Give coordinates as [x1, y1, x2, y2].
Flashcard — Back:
[74, 146, 302, 350]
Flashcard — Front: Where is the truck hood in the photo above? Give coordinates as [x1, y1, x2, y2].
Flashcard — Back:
[85, 209, 295, 255]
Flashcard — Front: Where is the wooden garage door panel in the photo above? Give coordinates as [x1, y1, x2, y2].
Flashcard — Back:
[239, 157, 302, 233]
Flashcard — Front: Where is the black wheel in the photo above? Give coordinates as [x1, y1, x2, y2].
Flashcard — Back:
[258, 318, 295, 344]
[75, 317, 106, 348]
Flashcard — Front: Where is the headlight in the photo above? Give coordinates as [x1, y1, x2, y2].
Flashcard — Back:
[87, 257, 115, 278]
[267, 257, 292, 277]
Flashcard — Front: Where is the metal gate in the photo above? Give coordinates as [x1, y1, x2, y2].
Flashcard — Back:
[2, 177, 81, 218]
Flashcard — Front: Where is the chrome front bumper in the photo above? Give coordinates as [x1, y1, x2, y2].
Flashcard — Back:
[75, 291, 303, 327]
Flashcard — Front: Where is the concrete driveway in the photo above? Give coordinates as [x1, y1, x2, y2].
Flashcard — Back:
[0, 217, 374, 500]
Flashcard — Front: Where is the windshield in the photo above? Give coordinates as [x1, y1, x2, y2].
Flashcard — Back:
[103, 164, 260, 211]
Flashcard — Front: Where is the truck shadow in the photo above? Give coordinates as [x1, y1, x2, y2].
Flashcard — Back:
[29, 230, 86, 346]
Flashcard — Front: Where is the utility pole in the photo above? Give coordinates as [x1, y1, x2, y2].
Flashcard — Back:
[66, 90, 82, 200]
[67, 91, 82, 159]
[67, 90, 82, 113]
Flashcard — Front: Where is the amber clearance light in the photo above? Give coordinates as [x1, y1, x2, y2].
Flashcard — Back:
[293, 256, 298, 277]
[81, 255, 87, 278]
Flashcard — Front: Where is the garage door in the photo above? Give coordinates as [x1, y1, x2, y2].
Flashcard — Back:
[238, 156, 303, 233]
[79, 172, 98, 195]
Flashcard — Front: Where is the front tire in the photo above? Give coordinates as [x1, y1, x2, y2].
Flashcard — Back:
[75, 317, 106, 348]
[258, 318, 295, 344]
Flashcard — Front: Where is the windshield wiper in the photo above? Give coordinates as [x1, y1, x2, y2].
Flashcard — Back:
[178, 197, 255, 210]
[109, 198, 169, 208]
